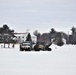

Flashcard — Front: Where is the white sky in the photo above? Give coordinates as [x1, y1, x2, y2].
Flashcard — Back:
[0, 0, 76, 34]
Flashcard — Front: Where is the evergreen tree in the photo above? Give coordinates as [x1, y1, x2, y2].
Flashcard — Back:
[55, 32, 64, 46]
[3, 24, 9, 30]
[0, 24, 16, 44]
[50, 28, 56, 33]
[71, 26, 75, 35]
[26, 33, 32, 41]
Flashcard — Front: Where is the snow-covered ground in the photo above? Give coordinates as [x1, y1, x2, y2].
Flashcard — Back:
[0, 44, 76, 75]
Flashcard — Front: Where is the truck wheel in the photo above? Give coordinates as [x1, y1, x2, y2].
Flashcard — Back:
[35, 49, 40, 51]
[34, 47, 40, 51]
[48, 48, 52, 51]
[20, 48, 24, 51]
[28, 48, 31, 51]
[25, 48, 31, 51]
[34, 45, 40, 51]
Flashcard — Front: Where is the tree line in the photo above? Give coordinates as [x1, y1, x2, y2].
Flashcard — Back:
[0, 24, 76, 47]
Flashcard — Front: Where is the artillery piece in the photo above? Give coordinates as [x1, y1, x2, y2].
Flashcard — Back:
[34, 42, 52, 51]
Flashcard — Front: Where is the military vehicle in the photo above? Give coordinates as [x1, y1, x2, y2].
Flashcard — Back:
[20, 41, 52, 51]
[34, 42, 52, 51]
[20, 41, 32, 51]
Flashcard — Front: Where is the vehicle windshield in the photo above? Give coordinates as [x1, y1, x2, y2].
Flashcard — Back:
[21, 43, 31, 46]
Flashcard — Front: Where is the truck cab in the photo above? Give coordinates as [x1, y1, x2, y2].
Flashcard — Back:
[20, 41, 32, 51]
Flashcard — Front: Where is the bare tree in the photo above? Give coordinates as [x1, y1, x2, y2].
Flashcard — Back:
[33, 30, 39, 36]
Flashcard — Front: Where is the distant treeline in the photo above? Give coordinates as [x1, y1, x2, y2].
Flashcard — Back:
[33, 27, 76, 45]
[0, 24, 76, 45]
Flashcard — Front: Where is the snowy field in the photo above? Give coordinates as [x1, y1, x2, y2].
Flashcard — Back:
[0, 44, 76, 75]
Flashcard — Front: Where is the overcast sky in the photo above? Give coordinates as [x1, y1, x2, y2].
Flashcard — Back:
[0, 0, 76, 34]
